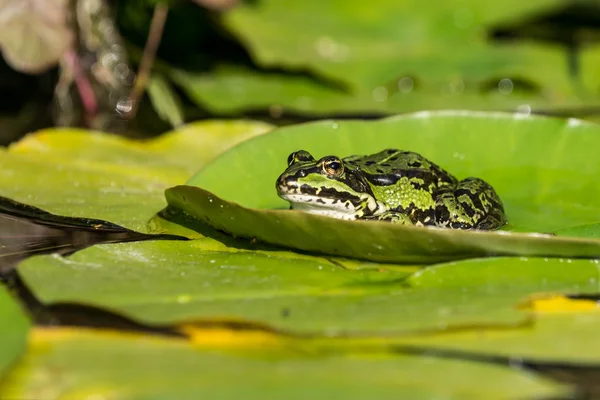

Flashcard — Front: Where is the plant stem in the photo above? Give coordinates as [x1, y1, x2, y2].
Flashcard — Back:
[125, 2, 169, 120]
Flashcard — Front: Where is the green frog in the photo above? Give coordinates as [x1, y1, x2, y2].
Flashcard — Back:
[276, 149, 507, 230]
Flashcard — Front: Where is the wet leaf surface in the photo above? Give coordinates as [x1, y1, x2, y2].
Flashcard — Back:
[0, 327, 568, 399]
[18, 241, 600, 335]
[0, 285, 30, 379]
[166, 185, 600, 263]
[0, 121, 271, 231]
[166, 111, 600, 262]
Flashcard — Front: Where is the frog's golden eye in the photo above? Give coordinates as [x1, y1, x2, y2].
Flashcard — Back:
[287, 150, 315, 166]
[323, 157, 344, 177]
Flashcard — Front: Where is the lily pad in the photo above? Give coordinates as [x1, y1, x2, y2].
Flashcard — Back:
[170, 49, 600, 117]
[0, 328, 567, 399]
[393, 313, 600, 365]
[0, 121, 271, 232]
[223, 1, 569, 91]
[18, 241, 599, 333]
[167, 111, 600, 263]
[555, 223, 600, 239]
[180, 0, 600, 116]
[0, 285, 30, 379]
[166, 185, 600, 263]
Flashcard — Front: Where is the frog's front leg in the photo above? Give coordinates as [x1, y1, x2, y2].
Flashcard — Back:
[363, 211, 414, 224]
[434, 178, 507, 230]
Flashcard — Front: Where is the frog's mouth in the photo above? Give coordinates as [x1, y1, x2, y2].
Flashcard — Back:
[276, 182, 381, 220]
[278, 192, 363, 219]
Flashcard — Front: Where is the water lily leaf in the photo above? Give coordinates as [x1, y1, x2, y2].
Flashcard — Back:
[0, 121, 271, 231]
[168, 67, 388, 116]
[350, 260, 600, 365]
[169, 49, 600, 116]
[555, 223, 600, 239]
[0, 327, 566, 399]
[519, 294, 599, 313]
[0, 285, 30, 379]
[406, 257, 600, 291]
[182, 0, 600, 115]
[166, 185, 600, 263]
[0, 0, 72, 74]
[18, 241, 598, 333]
[223, 1, 567, 92]
[393, 313, 600, 365]
[167, 111, 600, 262]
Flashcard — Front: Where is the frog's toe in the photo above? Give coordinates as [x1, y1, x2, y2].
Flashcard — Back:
[474, 215, 507, 230]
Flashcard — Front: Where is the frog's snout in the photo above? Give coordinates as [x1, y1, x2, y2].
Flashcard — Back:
[276, 174, 298, 194]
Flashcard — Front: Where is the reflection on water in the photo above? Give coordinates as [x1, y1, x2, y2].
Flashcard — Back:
[0, 196, 186, 332]
[0, 196, 180, 275]
[0, 212, 142, 275]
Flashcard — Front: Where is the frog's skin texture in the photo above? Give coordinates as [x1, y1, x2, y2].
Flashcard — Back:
[275, 149, 507, 230]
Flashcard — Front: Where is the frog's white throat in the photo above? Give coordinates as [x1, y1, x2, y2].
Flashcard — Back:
[279, 193, 382, 220]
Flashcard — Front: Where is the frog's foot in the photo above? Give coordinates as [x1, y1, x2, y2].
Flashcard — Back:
[434, 177, 507, 230]
[365, 211, 414, 224]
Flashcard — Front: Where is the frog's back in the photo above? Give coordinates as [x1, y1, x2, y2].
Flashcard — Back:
[344, 149, 456, 187]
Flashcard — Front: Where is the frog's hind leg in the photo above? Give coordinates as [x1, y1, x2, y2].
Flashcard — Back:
[434, 178, 507, 230]
[364, 211, 413, 224]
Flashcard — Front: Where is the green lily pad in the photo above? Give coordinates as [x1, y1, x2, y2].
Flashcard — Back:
[18, 240, 599, 333]
[0, 328, 567, 399]
[223, 1, 569, 91]
[393, 312, 600, 364]
[166, 185, 600, 263]
[174, 0, 600, 115]
[555, 223, 600, 239]
[0, 121, 271, 231]
[171, 64, 587, 117]
[167, 111, 600, 263]
[0, 285, 30, 379]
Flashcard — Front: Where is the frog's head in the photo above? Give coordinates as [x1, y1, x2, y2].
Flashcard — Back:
[276, 150, 380, 219]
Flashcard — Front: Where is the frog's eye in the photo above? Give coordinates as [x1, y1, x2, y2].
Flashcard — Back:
[323, 157, 344, 177]
[287, 153, 296, 166]
[287, 150, 315, 166]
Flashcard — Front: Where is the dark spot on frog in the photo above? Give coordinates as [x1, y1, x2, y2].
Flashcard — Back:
[381, 163, 391, 167]
[376, 168, 384, 173]
[389, 156, 399, 161]
[459, 200, 477, 218]
[366, 161, 376, 166]
[300, 184, 318, 195]
[408, 161, 421, 167]
[316, 199, 326, 204]
[387, 149, 396, 154]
